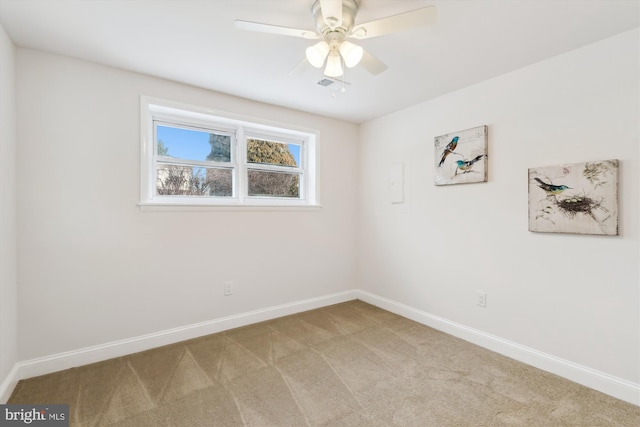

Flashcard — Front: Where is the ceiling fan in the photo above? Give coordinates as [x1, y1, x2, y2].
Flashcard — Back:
[235, 0, 437, 78]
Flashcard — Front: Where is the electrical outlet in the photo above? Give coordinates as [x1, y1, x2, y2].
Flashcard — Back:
[476, 291, 487, 307]
[224, 281, 233, 296]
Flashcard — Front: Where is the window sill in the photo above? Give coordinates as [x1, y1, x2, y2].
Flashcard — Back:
[138, 202, 322, 212]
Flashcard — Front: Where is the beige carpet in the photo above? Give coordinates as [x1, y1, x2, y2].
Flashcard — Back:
[8, 300, 640, 426]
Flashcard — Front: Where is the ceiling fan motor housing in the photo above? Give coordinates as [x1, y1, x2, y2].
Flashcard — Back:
[312, 0, 358, 39]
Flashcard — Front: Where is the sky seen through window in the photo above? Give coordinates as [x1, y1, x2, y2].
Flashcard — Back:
[157, 125, 301, 166]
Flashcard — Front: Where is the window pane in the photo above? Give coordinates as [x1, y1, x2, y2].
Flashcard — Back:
[248, 170, 299, 198]
[157, 125, 231, 163]
[156, 165, 232, 197]
[247, 139, 299, 167]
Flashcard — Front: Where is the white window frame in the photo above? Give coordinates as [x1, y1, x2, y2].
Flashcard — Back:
[139, 96, 320, 210]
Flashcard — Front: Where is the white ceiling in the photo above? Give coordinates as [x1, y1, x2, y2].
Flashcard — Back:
[1, 0, 638, 123]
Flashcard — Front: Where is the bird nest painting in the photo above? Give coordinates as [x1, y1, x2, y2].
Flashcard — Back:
[434, 125, 487, 185]
[528, 159, 619, 235]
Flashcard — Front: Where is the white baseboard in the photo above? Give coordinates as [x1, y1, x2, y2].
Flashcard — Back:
[0, 364, 19, 404]
[0, 290, 357, 402]
[357, 290, 640, 406]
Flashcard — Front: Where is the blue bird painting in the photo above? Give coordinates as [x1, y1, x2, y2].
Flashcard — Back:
[434, 125, 487, 186]
[454, 154, 484, 176]
[528, 160, 618, 235]
[534, 177, 571, 196]
[437, 136, 459, 167]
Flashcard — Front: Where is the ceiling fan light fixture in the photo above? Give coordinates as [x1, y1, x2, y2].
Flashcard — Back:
[324, 52, 343, 77]
[305, 41, 330, 68]
[339, 40, 363, 68]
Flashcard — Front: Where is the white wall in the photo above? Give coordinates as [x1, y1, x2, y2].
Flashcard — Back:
[0, 23, 18, 402]
[16, 49, 358, 361]
[358, 28, 639, 387]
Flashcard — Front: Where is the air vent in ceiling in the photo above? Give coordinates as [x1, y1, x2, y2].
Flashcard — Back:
[317, 77, 350, 88]
[317, 77, 351, 97]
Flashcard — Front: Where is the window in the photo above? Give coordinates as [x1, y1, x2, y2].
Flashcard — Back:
[140, 97, 318, 208]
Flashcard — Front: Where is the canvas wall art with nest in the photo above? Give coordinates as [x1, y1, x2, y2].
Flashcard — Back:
[528, 159, 619, 235]
[434, 125, 487, 186]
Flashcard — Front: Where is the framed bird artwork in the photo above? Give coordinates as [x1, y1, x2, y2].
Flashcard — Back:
[434, 125, 488, 186]
[528, 159, 619, 235]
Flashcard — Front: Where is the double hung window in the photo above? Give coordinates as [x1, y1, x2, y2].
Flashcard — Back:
[140, 97, 318, 208]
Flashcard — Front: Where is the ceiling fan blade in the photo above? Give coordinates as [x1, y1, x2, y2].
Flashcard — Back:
[235, 20, 319, 39]
[350, 6, 437, 40]
[359, 50, 388, 75]
[319, 0, 343, 29]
